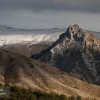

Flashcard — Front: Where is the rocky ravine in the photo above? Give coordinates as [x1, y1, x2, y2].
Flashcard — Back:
[31, 24, 100, 84]
[0, 49, 100, 99]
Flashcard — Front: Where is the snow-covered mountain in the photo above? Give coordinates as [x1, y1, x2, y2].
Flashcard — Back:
[0, 25, 100, 46]
[0, 25, 66, 46]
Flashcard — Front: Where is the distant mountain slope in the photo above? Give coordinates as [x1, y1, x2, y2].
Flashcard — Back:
[0, 25, 66, 46]
[31, 24, 100, 84]
[1, 42, 51, 57]
[0, 49, 100, 99]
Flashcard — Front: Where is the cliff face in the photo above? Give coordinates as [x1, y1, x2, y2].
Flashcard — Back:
[31, 24, 100, 84]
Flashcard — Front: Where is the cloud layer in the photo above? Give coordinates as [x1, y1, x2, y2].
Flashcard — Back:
[0, 0, 100, 13]
[0, 0, 100, 31]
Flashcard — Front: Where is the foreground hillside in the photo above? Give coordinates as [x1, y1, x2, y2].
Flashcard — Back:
[0, 49, 100, 99]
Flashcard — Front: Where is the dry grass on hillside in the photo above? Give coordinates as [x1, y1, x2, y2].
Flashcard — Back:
[0, 49, 100, 99]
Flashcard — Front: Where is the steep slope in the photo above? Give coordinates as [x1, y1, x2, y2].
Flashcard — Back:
[0, 49, 100, 99]
[31, 24, 100, 84]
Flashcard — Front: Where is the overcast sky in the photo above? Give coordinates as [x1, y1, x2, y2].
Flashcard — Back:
[0, 0, 100, 31]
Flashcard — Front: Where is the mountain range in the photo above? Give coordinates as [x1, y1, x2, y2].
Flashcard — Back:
[0, 25, 100, 47]
[0, 25, 66, 46]
[0, 24, 100, 99]
[0, 25, 100, 58]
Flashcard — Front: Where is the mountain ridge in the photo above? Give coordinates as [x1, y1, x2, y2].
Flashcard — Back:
[31, 24, 100, 84]
[0, 25, 100, 47]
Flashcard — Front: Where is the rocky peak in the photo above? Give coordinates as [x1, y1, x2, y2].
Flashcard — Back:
[59, 24, 86, 41]
[59, 24, 100, 51]
[67, 24, 85, 42]
[31, 24, 100, 84]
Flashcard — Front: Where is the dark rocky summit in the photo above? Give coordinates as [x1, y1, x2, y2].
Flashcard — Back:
[31, 24, 100, 84]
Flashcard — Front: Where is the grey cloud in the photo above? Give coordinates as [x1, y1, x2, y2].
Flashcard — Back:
[0, 0, 100, 13]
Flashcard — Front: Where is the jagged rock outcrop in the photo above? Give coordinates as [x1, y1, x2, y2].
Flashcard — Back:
[31, 24, 100, 84]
